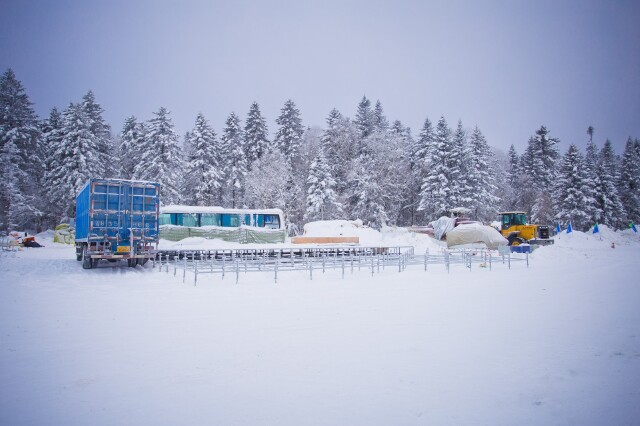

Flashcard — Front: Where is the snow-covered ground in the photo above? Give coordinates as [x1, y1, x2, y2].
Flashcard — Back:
[1, 225, 639, 425]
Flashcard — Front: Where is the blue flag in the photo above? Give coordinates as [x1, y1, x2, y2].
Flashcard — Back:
[632, 223, 638, 233]
[593, 223, 599, 234]
[556, 223, 561, 234]
[567, 222, 573, 233]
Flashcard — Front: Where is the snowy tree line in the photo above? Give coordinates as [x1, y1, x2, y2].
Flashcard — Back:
[1, 68, 639, 234]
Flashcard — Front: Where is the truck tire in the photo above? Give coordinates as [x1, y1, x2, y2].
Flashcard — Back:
[82, 245, 93, 269]
[127, 258, 137, 267]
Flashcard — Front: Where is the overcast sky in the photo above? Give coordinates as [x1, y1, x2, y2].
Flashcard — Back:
[1, 0, 639, 153]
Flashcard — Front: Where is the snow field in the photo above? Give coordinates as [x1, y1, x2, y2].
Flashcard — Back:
[1, 228, 639, 425]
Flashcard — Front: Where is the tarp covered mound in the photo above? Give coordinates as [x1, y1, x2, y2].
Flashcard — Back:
[446, 223, 508, 249]
[430, 217, 458, 240]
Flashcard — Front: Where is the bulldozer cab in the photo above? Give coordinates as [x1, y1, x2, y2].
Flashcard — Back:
[499, 212, 527, 230]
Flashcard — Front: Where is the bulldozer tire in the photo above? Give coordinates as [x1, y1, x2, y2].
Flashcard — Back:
[508, 236, 525, 246]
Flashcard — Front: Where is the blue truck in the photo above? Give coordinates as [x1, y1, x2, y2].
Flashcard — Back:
[75, 178, 161, 269]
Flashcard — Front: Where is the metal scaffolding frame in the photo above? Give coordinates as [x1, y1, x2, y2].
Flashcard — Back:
[154, 245, 529, 286]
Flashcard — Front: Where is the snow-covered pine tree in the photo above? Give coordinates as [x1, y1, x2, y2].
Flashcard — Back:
[391, 120, 404, 136]
[450, 120, 470, 209]
[288, 126, 323, 226]
[47, 103, 103, 217]
[582, 139, 601, 225]
[618, 137, 640, 224]
[40, 107, 65, 224]
[513, 136, 543, 215]
[346, 130, 408, 227]
[535, 126, 560, 190]
[118, 116, 145, 179]
[489, 148, 512, 215]
[522, 126, 560, 224]
[500, 144, 522, 211]
[220, 112, 246, 208]
[305, 146, 342, 221]
[320, 109, 357, 197]
[133, 107, 184, 205]
[372, 100, 389, 133]
[467, 126, 499, 221]
[245, 149, 291, 210]
[183, 113, 222, 206]
[553, 144, 591, 230]
[354, 95, 373, 142]
[418, 116, 454, 219]
[596, 139, 626, 228]
[507, 145, 519, 188]
[0, 69, 42, 231]
[321, 108, 344, 177]
[389, 120, 418, 225]
[408, 118, 435, 222]
[274, 100, 304, 168]
[390, 120, 420, 225]
[81, 91, 113, 177]
[244, 101, 269, 167]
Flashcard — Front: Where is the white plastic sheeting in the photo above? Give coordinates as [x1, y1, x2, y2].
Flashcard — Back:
[446, 223, 509, 249]
[430, 216, 458, 240]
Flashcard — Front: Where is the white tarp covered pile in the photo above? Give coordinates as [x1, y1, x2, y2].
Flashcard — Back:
[430, 216, 458, 240]
[446, 223, 509, 249]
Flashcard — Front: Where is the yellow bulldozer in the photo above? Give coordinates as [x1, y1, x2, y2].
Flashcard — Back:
[497, 212, 554, 246]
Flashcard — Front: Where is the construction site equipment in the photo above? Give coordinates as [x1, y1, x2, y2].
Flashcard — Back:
[497, 212, 553, 246]
[75, 178, 160, 269]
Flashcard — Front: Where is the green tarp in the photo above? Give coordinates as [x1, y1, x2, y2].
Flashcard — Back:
[160, 225, 285, 244]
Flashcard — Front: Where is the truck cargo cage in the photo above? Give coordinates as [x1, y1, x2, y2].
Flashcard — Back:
[75, 178, 161, 269]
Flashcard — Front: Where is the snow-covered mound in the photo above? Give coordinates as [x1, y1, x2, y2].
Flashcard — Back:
[303, 219, 378, 240]
[552, 224, 638, 249]
[532, 224, 640, 263]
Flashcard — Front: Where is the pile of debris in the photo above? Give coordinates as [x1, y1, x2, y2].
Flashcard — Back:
[6, 231, 44, 248]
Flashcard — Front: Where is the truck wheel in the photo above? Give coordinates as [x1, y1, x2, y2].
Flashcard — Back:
[82, 245, 93, 269]
[127, 258, 137, 267]
[509, 237, 525, 246]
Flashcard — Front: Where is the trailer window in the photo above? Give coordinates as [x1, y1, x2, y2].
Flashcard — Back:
[159, 214, 173, 226]
[177, 213, 198, 227]
[200, 214, 221, 226]
[221, 214, 240, 227]
[264, 214, 280, 229]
